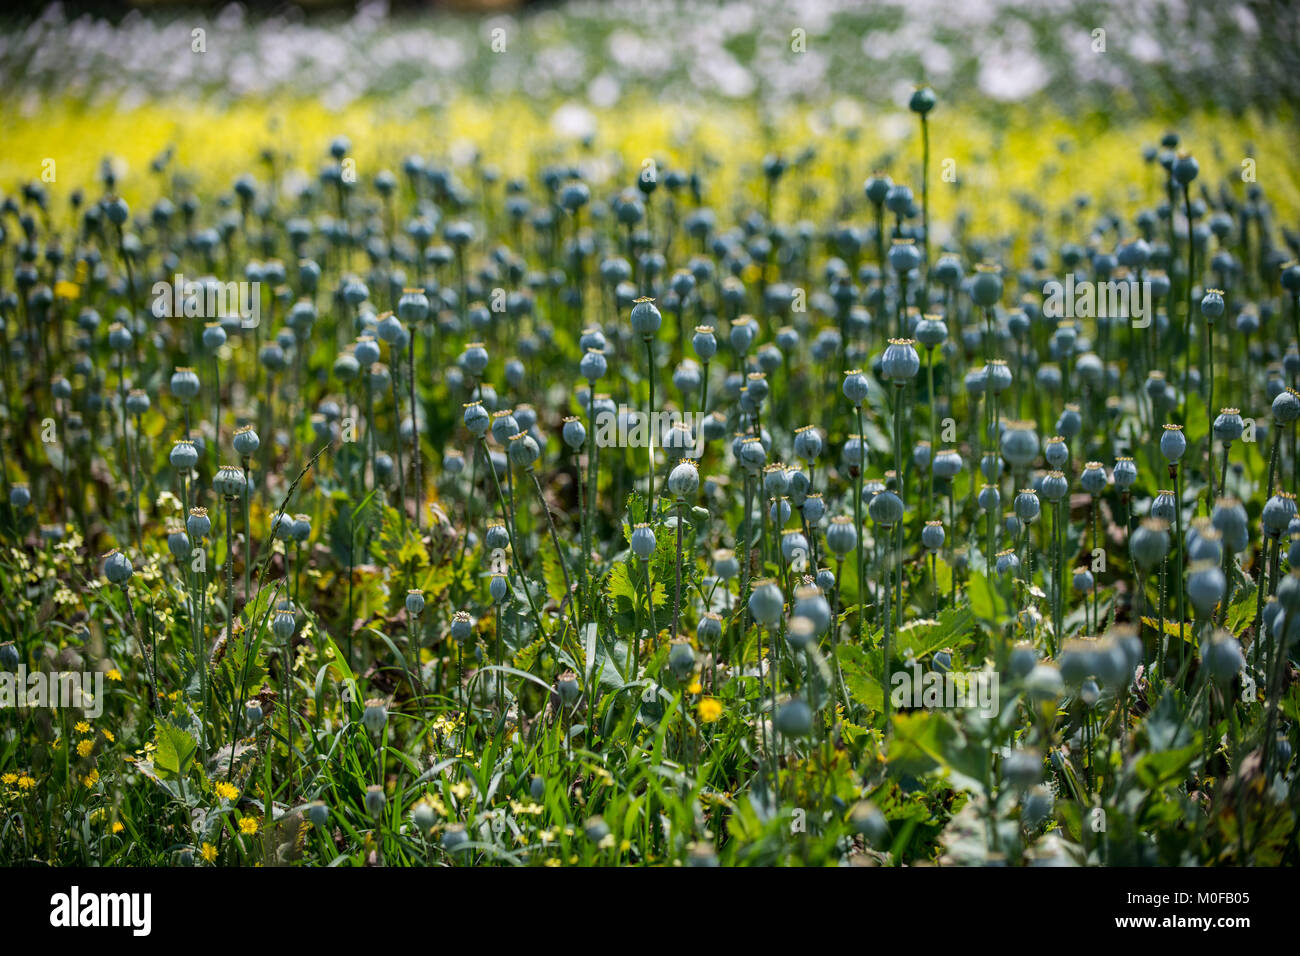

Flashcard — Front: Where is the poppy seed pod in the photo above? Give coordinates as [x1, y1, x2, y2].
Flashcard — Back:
[909, 85, 937, 114]
[996, 550, 1020, 576]
[1272, 388, 1300, 424]
[739, 436, 767, 472]
[774, 698, 813, 737]
[406, 589, 426, 617]
[978, 484, 1001, 513]
[562, 416, 586, 450]
[124, 388, 148, 415]
[1150, 490, 1176, 523]
[932, 449, 964, 480]
[507, 432, 540, 470]
[842, 369, 869, 405]
[1263, 493, 1297, 537]
[232, 425, 260, 458]
[397, 287, 430, 323]
[442, 824, 470, 854]
[1040, 471, 1069, 502]
[1187, 561, 1226, 617]
[793, 425, 823, 461]
[970, 264, 1003, 307]
[1113, 457, 1138, 490]
[170, 439, 199, 472]
[630, 523, 657, 560]
[668, 640, 696, 681]
[863, 172, 892, 206]
[687, 324, 718, 363]
[869, 489, 904, 526]
[103, 549, 133, 585]
[1211, 497, 1249, 553]
[668, 459, 700, 498]
[1080, 462, 1108, 495]
[271, 512, 295, 542]
[820, 517, 857, 562]
[882, 339, 920, 382]
[999, 422, 1039, 469]
[1044, 436, 1069, 470]
[491, 411, 520, 446]
[781, 531, 809, 567]
[460, 342, 489, 376]
[167, 527, 191, 562]
[697, 612, 723, 645]
[8, 483, 30, 509]
[1172, 151, 1199, 186]
[187, 507, 211, 540]
[1159, 423, 1187, 462]
[450, 611, 475, 643]
[630, 297, 662, 338]
[271, 608, 297, 641]
[1130, 519, 1170, 570]
[1212, 408, 1243, 445]
[801, 492, 826, 523]
[748, 579, 785, 627]
[1072, 567, 1094, 593]
[1203, 631, 1242, 685]
[214, 464, 245, 497]
[888, 240, 922, 275]
[1014, 489, 1041, 523]
[463, 402, 490, 437]
[364, 784, 386, 818]
[922, 520, 945, 551]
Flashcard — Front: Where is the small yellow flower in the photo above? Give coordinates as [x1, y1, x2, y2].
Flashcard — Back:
[111, 821, 124, 835]
[106, 669, 122, 682]
[76, 739, 95, 758]
[214, 781, 239, 801]
[238, 816, 259, 836]
[1, 773, 16, 786]
[102, 729, 115, 742]
[83, 769, 99, 788]
[688, 680, 703, 695]
[74, 721, 91, 733]
[17, 775, 36, 790]
[698, 697, 723, 723]
[200, 843, 217, 863]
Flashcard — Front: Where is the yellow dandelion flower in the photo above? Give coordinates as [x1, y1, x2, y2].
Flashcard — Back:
[698, 697, 723, 723]
[18, 775, 36, 790]
[111, 821, 124, 834]
[200, 843, 217, 863]
[214, 781, 239, 801]
[1, 773, 16, 785]
[76, 739, 94, 758]
[106, 669, 122, 682]
[83, 769, 99, 788]
[74, 721, 91, 733]
[238, 816, 259, 836]
[102, 729, 115, 742]
[688, 680, 703, 695]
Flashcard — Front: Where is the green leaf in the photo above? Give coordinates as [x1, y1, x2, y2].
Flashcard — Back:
[153, 721, 198, 780]
[1226, 582, 1257, 637]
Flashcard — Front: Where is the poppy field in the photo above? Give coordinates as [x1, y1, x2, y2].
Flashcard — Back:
[1, 0, 1299, 870]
